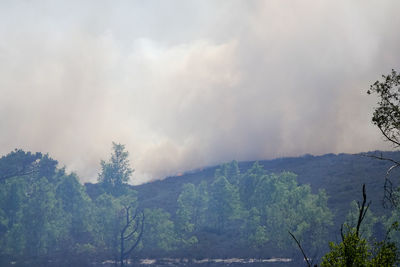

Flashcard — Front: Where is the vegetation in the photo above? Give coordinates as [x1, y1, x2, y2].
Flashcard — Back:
[297, 69, 400, 266]
[0, 143, 338, 265]
[2, 68, 400, 265]
[320, 186, 399, 266]
[0, 146, 400, 265]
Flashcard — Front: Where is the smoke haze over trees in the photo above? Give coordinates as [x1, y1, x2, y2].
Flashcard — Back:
[1, 1, 400, 183]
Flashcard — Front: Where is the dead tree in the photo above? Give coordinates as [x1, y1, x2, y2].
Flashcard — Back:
[119, 206, 144, 267]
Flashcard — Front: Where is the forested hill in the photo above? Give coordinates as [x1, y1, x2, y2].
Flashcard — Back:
[130, 151, 400, 227]
[1, 148, 400, 265]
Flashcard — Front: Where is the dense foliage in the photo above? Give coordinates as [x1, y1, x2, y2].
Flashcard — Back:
[368, 69, 400, 148]
[1, 145, 400, 265]
[0, 146, 340, 265]
[321, 227, 399, 266]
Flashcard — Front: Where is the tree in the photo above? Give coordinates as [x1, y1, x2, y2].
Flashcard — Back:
[98, 143, 134, 195]
[264, 173, 333, 252]
[215, 161, 240, 186]
[0, 150, 43, 181]
[176, 183, 197, 245]
[320, 185, 399, 266]
[93, 193, 121, 260]
[344, 200, 378, 242]
[176, 181, 209, 242]
[22, 177, 68, 258]
[142, 208, 178, 253]
[208, 175, 241, 233]
[119, 204, 144, 267]
[367, 70, 400, 206]
[367, 69, 400, 148]
[56, 173, 95, 250]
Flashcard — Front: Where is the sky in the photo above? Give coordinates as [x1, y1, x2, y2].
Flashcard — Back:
[1, 1, 400, 184]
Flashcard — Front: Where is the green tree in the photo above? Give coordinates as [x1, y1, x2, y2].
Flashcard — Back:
[367, 69, 400, 206]
[142, 208, 177, 252]
[242, 207, 268, 249]
[240, 166, 333, 252]
[56, 173, 95, 252]
[367, 69, 400, 148]
[22, 177, 68, 257]
[215, 161, 241, 186]
[93, 190, 141, 265]
[239, 162, 265, 209]
[321, 221, 398, 267]
[93, 193, 122, 260]
[383, 199, 400, 248]
[265, 176, 332, 251]
[176, 184, 196, 234]
[208, 175, 241, 233]
[98, 142, 134, 195]
[321, 185, 399, 266]
[345, 200, 378, 242]
[0, 176, 29, 257]
[0, 149, 42, 181]
[175, 182, 209, 247]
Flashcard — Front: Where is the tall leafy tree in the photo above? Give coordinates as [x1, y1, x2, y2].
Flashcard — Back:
[239, 162, 265, 209]
[176, 183, 197, 237]
[176, 181, 209, 246]
[208, 175, 241, 233]
[98, 142, 134, 195]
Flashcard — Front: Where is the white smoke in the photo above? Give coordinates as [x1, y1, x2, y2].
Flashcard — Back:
[0, 1, 399, 184]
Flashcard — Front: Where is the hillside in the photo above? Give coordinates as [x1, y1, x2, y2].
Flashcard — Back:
[131, 151, 400, 231]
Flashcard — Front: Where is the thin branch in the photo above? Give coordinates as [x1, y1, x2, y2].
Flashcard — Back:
[378, 125, 400, 147]
[289, 231, 311, 267]
[0, 169, 36, 181]
[364, 153, 400, 207]
[124, 220, 139, 241]
[365, 153, 400, 166]
[123, 212, 145, 257]
[356, 184, 370, 238]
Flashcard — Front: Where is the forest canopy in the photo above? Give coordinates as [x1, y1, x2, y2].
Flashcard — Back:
[0, 144, 399, 266]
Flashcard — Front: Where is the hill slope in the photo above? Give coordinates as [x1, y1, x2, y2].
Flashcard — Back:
[132, 151, 400, 229]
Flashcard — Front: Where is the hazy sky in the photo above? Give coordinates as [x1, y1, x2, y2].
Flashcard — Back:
[1, 1, 400, 184]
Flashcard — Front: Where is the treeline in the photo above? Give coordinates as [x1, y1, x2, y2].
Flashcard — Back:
[172, 161, 333, 258]
[0, 146, 399, 265]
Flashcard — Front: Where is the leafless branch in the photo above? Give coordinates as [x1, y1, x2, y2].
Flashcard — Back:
[356, 184, 370, 237]
[289, 231, 311, 267]
[364, 153, 400, 207]
[378, 125, 400, 147]
[120, 208, 144, 267]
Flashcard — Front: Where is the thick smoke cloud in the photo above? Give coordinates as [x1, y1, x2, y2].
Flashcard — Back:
[0, 1, 400, 184]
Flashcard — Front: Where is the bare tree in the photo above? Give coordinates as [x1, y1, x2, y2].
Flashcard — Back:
[119, 205, 144, 267]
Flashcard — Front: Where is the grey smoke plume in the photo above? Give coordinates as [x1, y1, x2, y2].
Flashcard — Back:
[0, 1, 399, 184]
